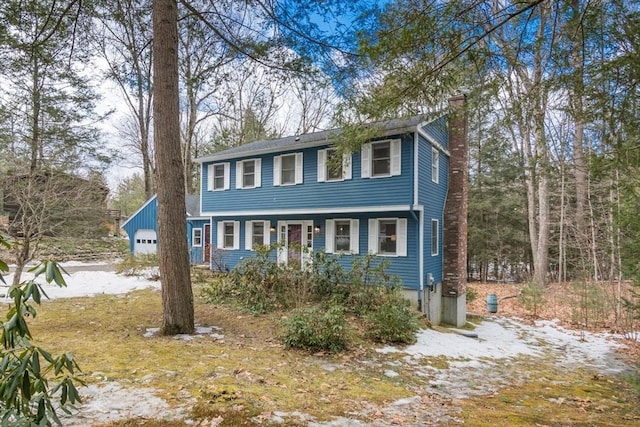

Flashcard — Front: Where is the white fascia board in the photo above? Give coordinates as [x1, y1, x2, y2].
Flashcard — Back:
[200, 205, 412, 217]
[418, 121, 451, 157]
[120, 194, 157, 229]
[187, 216, 209, 221]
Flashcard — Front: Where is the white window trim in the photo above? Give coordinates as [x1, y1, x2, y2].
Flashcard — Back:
[431, 219, 439, 256]
[236, 158, 262, 189]
[368, 217, 407, 257]
[245, 220, 271, 250]
[432, 148, 440, 184]
[207, 162, 230, 191]
[361, 139, 401, 179]
[325, 218, 359, 254]
[274, 153, 303, 186]
[217, 220, 240, 250]
[192, 228, 202, 247]
[318, 148, 352, 182]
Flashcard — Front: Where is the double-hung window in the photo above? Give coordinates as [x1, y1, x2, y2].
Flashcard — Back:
[361, 139, 401, 178]
[431, 219, 439, 256]
[192, 228, 202, 247]
[207, 162, 230, 191]
[216, 221, 239, 249]
[236, 159, 262, 189]
[368, 218, 407, 256]
[245, 220, 271, 249]
[325, 219, 359, 254]
[274, 153, 303, 186]
[432, 148, 440, 184]
[317, 148, 352, 182]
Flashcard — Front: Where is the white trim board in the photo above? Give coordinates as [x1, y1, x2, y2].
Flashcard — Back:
[120, 195, 157, 229]
[201, 204, 413, 217]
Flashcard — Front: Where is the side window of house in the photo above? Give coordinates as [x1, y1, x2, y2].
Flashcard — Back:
[361, 139, 401, 178]
[273, 153, 303, 186]
[367, 218, 407, 256]
[207, 162, 230, 191]
[236, 159, 262, 189]
[317, 148, 352, 182]
[431, 219, 439, 256]
[192, 228, 202, 247]
[216, 221, 239, 249]
[432, 148, 440, 184]
[325, 219, 359, 254]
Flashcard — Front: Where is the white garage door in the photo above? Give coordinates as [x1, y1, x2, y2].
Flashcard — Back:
[133, 229, 157, 255]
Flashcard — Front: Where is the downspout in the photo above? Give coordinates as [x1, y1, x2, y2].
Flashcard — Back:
[411, 130, 422, 312]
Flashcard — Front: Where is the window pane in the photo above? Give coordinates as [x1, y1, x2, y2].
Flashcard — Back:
[326, 149, 343, 180]
[243, 160, 255, 187]
[431, 220, 438, 255]
[432, 150, 439, 182]
[281, 155, 296, 184]
[378, 220, 397, 254]
[224, 223, 234, 248]
[214, 164, 225, 189]
[372, 142, 390, 176]
[252, 222, 264, 246]
[335, 220, 351, 251]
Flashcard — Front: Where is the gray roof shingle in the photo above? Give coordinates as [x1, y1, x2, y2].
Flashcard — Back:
[195, 115, 436, 163]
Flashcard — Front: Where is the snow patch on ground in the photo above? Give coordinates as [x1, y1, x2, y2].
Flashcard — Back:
[62, 382, 186, 427]
[2, 269, 160, 301]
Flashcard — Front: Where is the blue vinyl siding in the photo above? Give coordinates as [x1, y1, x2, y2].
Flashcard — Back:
[121, 196, 158, 252]
[201, 134, 415, 213]
[421, 116, 448, 150]
[187, 219, 209, 265]
[211, 212, 420, 290]
[418, 132, 449, 285]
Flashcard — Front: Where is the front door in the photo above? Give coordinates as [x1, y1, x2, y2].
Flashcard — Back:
[287, 224, 303, 269]
[277, 220, 313, 268]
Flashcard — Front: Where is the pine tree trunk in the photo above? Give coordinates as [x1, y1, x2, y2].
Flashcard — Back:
[152, 0, 194, 335]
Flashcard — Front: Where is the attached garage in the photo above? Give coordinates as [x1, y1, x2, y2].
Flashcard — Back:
[133, 229, 157, 255]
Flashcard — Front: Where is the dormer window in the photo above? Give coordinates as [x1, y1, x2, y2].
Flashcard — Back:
[361, 139, 401, 178]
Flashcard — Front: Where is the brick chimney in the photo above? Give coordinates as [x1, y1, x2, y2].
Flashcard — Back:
[442, 94, 468, 327]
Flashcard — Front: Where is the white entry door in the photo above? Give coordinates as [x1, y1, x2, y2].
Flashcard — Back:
[277, 221, 313, 268]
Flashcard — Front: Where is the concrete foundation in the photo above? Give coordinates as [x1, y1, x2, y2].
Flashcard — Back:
[423, 282, 442, 325]
[442, 293, 466, 327]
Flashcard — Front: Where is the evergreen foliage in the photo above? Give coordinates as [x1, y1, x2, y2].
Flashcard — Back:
[0, 235, 82, 426]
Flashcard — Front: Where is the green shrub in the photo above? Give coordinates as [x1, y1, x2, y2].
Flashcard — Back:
[280, 305, 350, 352]
[332, 254, 402, 315]
[365, 290, 420, 344]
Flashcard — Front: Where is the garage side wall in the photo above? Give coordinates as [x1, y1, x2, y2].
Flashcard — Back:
[121, 196, 158, 253]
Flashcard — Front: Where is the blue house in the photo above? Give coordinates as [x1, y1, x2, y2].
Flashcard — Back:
[120, 194, 210, 265]
[195, 95, 469, 326]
